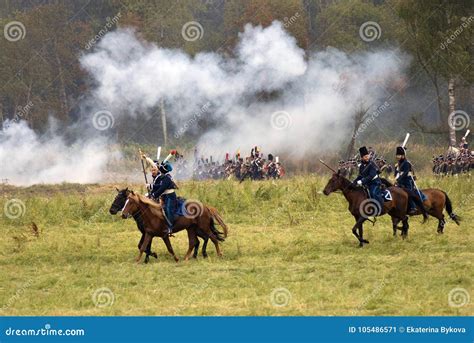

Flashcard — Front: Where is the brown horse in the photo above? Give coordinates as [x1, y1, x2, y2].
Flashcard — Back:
[109, 188, 221, 261]
[381, 179, 461, 233]
[122, 192, 228, 263]
[323, 172, 428, 246]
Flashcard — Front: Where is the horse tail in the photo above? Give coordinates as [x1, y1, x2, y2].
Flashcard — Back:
[405, 189, 429, 223]
[208, 206, 229, 238]
[443, 192, 461, 225]
[210, 218, 225, 242]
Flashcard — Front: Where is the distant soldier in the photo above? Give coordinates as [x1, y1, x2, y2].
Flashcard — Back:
[394, 146, 418, 214]
[352, 146, 383, 208]
[459, 136, 469, 152]
[266, 154, 278, 179]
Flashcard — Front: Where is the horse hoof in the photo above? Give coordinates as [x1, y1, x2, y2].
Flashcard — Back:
[363, 240, 369, 244]
[151, 252, 158, 259]
[144, 257, 149, 264]
[202, 254, 208, 259]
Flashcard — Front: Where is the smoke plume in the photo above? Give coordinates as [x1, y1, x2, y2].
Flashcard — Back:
[81, 21, 408, 158]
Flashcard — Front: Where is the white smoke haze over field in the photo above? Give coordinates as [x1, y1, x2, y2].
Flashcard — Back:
[0, 21, 408, 185]
[82, 21, 408, 158]
[0, 120, 115, 186]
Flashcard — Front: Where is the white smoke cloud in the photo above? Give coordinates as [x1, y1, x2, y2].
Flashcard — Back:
[0, 120, 115, 186]
[81, 21, 408, 160]
[0, 20, 408, 186]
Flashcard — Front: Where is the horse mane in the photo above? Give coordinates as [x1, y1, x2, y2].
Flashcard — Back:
[131, 193, 164, 218]
[336, 173, 353, 188]
[136, 194, 162, 210]
[380, 178, 393, 187]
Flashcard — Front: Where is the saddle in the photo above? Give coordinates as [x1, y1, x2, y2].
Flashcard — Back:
[175, 197, 187, 216]
[418, 191, 427, 202]
[363, 187, 392, 202]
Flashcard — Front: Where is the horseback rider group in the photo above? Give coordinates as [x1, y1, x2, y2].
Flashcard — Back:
[350, 145, 420, 215]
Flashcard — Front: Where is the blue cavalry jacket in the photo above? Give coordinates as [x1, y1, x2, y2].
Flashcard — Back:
[354, 161, 380, 186]
[150, 173, 176, 199]
[395, 159, 414, 189]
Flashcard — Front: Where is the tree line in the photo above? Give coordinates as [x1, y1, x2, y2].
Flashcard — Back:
[0, 0, 472, 148]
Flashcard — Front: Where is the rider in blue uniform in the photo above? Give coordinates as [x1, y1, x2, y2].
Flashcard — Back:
[353, 146, 383, 208]
[149, 161, 177, 235]
[394, 146, 417, 214]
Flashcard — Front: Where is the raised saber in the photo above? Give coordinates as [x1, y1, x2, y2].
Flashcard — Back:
[156, 146, 162, 162]
[400, 133, 422, 200]
[319, 159, 337, 173]
[138, 148, 148, 184]
[402, 133, 410, 148]
[463, 130, 470, 139]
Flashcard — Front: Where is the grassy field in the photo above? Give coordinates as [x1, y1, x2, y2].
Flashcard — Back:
[0, 175, 472, 316]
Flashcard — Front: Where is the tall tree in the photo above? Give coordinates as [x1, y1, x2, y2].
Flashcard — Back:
[396, 0, 473, 146]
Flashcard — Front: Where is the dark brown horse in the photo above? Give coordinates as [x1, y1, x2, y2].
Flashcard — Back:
[323, 172, 428, 246]
[381, 179, 461, 233]
[109, 188, 218, 261]
[109, 188, 156, 263]
[122, 192, 228, 263]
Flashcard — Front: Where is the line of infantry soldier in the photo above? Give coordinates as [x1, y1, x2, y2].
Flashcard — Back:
[172, 146, 285, 181]
[348, 145, 421, 215]
[432, 136, 472, 176]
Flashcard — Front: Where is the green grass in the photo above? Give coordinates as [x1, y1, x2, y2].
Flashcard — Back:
[0, 176, 472, 316]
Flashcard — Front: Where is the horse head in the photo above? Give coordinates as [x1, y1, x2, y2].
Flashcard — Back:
[121, 191, 140, 219]
[323, 171, 348, 195]
[109, 187, 130, 215]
